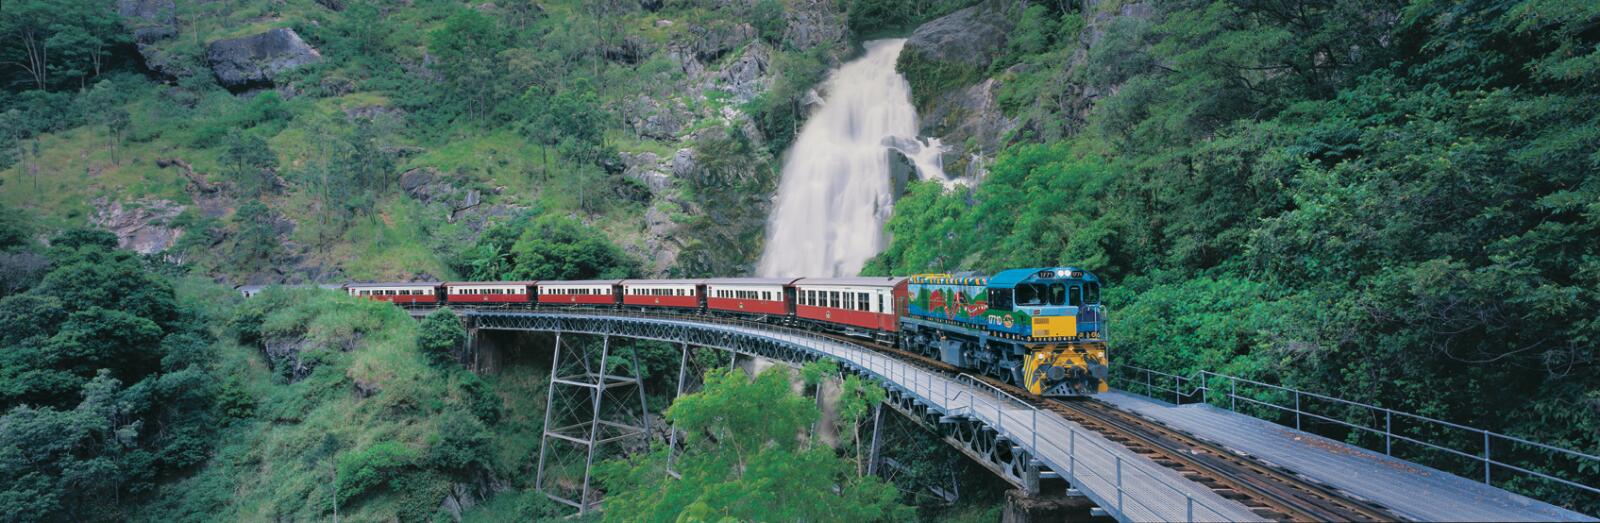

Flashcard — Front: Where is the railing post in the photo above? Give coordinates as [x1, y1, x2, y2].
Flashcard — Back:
[1031, 408, 1038, 451]
[1116, 455, 1124, 515]
[1201, 373, 1208, 406]
[1484, 431, 1492, 484]
[1069, 430, 1076, 478]
[1173, 375, 1179, 404]
[1229, 378, 1236, 412]
[1187, 496, 1194, 522]
[1385, 410, 1392, 455]
[1295, 391, 1302, 431]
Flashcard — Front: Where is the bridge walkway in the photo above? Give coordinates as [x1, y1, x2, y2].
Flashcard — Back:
[1099, 391, 1594, 522]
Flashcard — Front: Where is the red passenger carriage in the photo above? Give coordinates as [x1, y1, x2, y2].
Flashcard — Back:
[704, 278, 796, 316]
[346, 282, 442, 305]
[793, 277, 907, 333]
[621, 279, 703, 309]
[538, 280, 622, 305]
[444, 281, 535, 304]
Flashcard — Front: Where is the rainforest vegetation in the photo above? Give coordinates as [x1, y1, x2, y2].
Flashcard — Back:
[2, 0, 1598, 520]
[869, 0, 1600, 512]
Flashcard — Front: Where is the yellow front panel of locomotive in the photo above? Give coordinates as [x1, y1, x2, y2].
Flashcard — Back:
[1031, 315, 1077, 338]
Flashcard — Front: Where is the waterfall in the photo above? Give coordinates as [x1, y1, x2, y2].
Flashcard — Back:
[755, 39, 952, 278]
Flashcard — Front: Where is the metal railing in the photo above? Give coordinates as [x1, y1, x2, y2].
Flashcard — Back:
[1112, 364, 1600, 500]
[461, 306, 1240, 522]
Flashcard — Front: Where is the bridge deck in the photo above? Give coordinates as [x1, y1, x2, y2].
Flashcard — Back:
[1097, 391, 1595, 522]
[535, 313, 1266, 522]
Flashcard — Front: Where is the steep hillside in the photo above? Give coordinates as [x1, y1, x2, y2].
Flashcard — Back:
[874, 0, 1600, 513]
[2, 0, 868, 283]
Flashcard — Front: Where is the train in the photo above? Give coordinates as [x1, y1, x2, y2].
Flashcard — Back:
[242, 267, 1109, 396]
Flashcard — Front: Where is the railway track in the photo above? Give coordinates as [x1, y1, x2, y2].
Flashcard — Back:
[805, 330, 1400, 522]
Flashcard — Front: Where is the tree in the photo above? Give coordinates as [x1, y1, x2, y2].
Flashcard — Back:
[427, 9, 510, 121]
[221, 131, 279, 197]
[417, 308, 466, 367]
[230, 200, 279, 272]
[0, 0, 127, 91]
[596, 367, 910, 522]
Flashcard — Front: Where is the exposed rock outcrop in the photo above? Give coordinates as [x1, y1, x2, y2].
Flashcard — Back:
[712, 43, 772, 103]
[619, 152, 675, 192]
[117, 0, 177, 43]
[90, 198, 184, 255]
[918, 77, 1018, 176]
[207, 28, 323, 89]
[783, 0, 848, 52]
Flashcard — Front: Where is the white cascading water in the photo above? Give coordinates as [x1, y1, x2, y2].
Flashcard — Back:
[755, 39, 954, 278]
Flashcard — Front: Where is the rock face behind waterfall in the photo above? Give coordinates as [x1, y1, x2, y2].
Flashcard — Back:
[207, 28, 323, 89]
[899, 1, 1023, 177]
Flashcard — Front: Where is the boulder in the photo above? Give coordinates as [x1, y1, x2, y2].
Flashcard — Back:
[901, 1, 1018, 72]
[118, 0, 178, 43]
[206, 28, 323, 89]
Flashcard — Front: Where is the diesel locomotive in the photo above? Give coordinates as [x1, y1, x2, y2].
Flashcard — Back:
[248, 267, 1108, 396]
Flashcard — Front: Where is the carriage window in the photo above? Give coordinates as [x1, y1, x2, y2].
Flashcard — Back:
[858, 293, 870, 311]
[829, 291, 839, 308]
[1068, 285, 1082, 306]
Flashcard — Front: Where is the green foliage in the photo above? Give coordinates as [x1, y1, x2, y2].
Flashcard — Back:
[221, 131, 278, 197]
[895, 47, 981, 110]
[596, 367, 910, 522]
[0, 239, 222, 522]
[230, 200, 279, 272]
[336, 440, 419, 504]
[456, 214, 637, 281]
[418, 307, 467, 367]
[872, 0, 1600, 511]
[0, 0, 127, 91]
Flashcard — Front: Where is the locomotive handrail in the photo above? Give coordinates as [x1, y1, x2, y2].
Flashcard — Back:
[1113, 364, 1600, 499]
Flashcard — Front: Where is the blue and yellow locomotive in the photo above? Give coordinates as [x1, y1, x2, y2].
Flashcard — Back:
[900, 268, 1108, 396]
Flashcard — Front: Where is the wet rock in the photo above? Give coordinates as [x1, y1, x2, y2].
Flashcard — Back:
[118, 0, 178, 43]
[207, 28, 323, 89]
[90, 198, 184, 255]
[919, 77, 1017, 175]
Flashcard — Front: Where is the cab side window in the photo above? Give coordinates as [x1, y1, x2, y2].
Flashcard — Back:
[989, 288, 1012, 310]
[1068, 285, 1082, 307]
